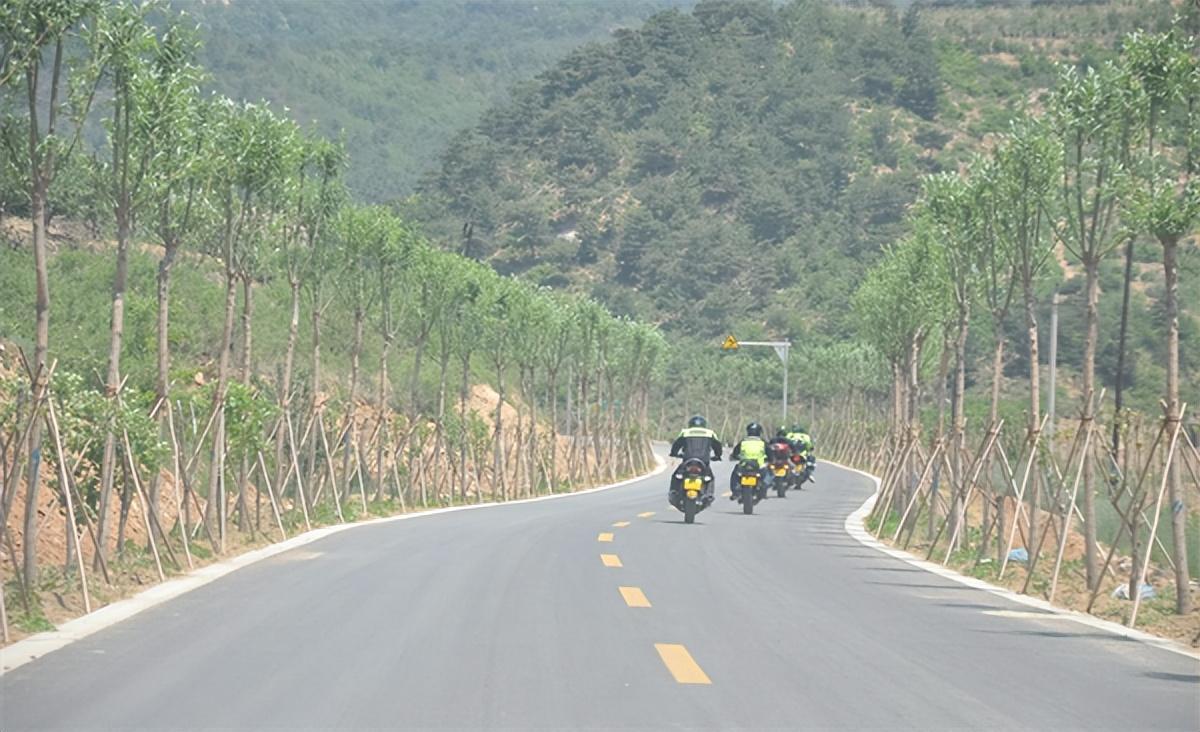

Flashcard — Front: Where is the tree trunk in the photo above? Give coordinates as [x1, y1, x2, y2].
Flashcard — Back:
[930, 331, 952, 540]
[1021, 279, 1041, 564]
[23, 176, 50, 585]
[460, 352, 472, 503]
[274, 279, 300, 510]
[96, 207, 132, 564]
[1161, 236, 1191, 614]
[1080, 259, 1100, 588]
[436, 347, 451, 498]
[236, 275, 253, 533]
[150, 240, 180, 531]
[22, 49, 62, 585]
[1112, 237, 1135, 454]
[156, 244, 179, 404]
[342, 308, 364, 502]
[950, 306, 969, 553]
[206, 263, 237, 551]
[307, 299, 322, 501]
[374, 333, 392, 502]
[547, 369, 559, 489]
[493, 362, 506, 500]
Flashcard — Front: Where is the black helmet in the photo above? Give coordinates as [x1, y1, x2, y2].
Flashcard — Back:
[746, 422, 763, 437]
[790, 424, 804, 434]
[688, 415, 707, 428]
[776, 428, 788, 437]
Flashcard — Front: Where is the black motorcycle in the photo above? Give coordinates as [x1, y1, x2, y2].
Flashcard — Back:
[731, 459, 765, 515]
[670, 457, 714, 524]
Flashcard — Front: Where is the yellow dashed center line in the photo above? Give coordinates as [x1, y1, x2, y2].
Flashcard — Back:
[655, 643, 711, 684]
[619, 586, 651, 608]
[600, 554, 623, 568]
[598, 532, 614, 542]
[722, 491, 732, 498]
[612, 521, 631, 528]
[637, 511, 655, 518]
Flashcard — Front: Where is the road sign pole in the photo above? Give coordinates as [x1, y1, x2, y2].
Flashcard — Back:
[782, 351, 788, 426]
[721, 337, 791, 429]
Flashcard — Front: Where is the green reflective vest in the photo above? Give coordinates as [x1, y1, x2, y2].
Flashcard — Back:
[787, 432, 813, 453]
[679, 427, 717, 440]
[739, 436, 767, 466]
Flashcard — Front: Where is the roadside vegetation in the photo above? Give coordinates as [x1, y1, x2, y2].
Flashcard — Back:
[0, 0, 666, 644]
[850, 21, 1199, 639]
[1, 0, 1195, 647]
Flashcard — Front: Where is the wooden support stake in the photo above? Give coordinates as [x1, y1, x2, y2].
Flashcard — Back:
[285, 412, 312, 531]
[893, 441, 943, 543]
[1128, 406, 1187, 628]
[998, 416, 1049, 579]
[45, 399, 90, 613]
[256, 451, 287, 541]
[1048, 416, 1095, 603]
[121, 431, 165, 582]
[166, 403, 193, 570]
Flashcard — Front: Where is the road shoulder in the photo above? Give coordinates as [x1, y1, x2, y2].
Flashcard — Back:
[832, 460, 1200, 662]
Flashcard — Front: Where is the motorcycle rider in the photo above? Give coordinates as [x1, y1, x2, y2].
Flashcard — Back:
[669, 415, 722, 504]
[730, 422, 770, 499]
[787, 424, 816, 480]
[769, 428, 794, 461]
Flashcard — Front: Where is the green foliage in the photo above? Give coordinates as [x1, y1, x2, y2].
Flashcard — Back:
[172, 0, 694, 201]
[417, 0, 946, 340]
[221, 381, 277, 461]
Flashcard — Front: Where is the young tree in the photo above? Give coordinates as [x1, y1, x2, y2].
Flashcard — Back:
[273, 135, 343, 510]
[368, 211, 414, 498]
[920, 172, 983, 550]
[1049, 60, 1138, 590]
[993, 118, 1061, 561]
[203, 99, 294, 547]
[329, 204, 391, 500]
[90, 0, 157, 567]
[1124, 28, 1199, 615]
[145, 22, 205, 406]
[2, 0, 99, 582]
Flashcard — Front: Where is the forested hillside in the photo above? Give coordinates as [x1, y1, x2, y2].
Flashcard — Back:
[176, 0, 694, 201]
[418, 0, 942, 338]
[414, 0, 1196, 415]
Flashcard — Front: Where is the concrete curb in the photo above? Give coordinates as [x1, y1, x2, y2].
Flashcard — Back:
[829, 459, 1200, 662]
[1, 452, 669, 675]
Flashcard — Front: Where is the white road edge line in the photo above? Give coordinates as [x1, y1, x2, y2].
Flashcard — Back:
[832, 459, 1200, 662]
[1, 451, 669, 675]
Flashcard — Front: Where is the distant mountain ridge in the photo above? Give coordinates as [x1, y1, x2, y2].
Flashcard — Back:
[176, 0, 696, 201]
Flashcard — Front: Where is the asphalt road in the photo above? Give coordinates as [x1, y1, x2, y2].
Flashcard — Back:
[1, 458, 1197, 731]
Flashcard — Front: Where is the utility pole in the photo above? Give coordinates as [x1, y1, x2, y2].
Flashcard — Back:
[721, 336, 791, 426]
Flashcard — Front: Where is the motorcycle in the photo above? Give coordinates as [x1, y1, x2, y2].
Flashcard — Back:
[732, 459, 765, 515]
[768, 443, 793, 498]
[670, 457, 713, 524]
[791, 452, 812, 488]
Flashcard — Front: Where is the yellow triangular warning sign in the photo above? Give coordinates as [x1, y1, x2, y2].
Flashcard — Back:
[722, 335, 739, 351]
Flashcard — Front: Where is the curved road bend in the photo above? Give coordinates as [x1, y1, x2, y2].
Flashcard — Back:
[1, 459, 1196, 730]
